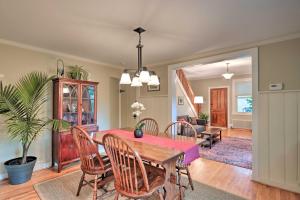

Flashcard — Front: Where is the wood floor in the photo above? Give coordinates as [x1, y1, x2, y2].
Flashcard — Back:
[0, 128, 299, 200]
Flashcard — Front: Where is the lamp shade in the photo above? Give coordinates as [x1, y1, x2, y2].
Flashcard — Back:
[131, 76, 142, 87]
[148, 74, 160, 86]
[120, 72, 131, 84]
[194, 96, 204, 104]
[139, 67, 150, 83]
[222, 73, 234, 80]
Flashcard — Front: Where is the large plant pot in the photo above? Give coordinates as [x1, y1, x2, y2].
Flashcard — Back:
[4, 156, 37, 185]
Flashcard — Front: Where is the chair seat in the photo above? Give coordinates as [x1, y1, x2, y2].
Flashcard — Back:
[82, 155, 112, 175]
[115, 162, 165, 197]
[144, 164, 165, 192]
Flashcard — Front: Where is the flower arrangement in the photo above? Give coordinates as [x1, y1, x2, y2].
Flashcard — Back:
[131, 101, 146, 119]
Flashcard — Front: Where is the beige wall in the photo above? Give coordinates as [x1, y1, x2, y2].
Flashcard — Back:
[0, 43, 121, 179]
[140, 65, 168, 97]
[119, 65, 170, 130]
[120, 85, 137, 128]
[190, 74, 252, 127]
[259, 38, 300, 91]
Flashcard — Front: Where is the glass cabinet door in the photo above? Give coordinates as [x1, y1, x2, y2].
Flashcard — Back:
[81, 85, 95, 125]
[62, 84, 78, 126]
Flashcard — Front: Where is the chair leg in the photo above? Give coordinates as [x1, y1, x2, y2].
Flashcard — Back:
[76, 172, 86, 196]
[186, 167, 194, 191]
[178, 169, 183, 200]
[158, 189, 164, 200]
[114, 192, 119, 200]
[93, 175, 98, 200]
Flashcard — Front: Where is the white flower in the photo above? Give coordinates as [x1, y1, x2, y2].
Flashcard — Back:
[132, 110, 141, 116]
[131, 101, 140, 109]
[131, 101, 146, 118]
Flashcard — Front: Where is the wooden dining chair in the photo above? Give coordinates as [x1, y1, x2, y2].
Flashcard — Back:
[164, 121, 197, 198]
[137, 118, 159, 136]
[103, 134, 166, 200]
[72, 126, 113, 200]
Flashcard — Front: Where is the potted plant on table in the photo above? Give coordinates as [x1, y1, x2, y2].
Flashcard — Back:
[0, 72, 68, 185]
[134, 122, 145, 138]
[198, 112, 209, 125]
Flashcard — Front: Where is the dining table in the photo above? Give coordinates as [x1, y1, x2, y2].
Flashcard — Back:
[92, 128, 205, 200]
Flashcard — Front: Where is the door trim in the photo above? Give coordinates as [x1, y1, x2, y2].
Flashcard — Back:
[208, 86, 230, 128]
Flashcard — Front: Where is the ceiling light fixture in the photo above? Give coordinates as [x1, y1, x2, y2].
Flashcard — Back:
[222, 63, 234, 79]
[119, 27, 160, 87]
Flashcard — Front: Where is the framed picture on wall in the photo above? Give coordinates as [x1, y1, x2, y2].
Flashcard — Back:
[178, 96, 184, 105]
[147, 84, 160, 92]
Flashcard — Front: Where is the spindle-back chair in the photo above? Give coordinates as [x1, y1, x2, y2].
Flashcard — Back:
[136, 118, 159, 136]
[72, 126, 112, 200]
[103, 134, 165, 199]
[163, 121, 196, 199]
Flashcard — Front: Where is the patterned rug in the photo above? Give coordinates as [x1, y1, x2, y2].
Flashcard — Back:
[200, 137, 252, 169]
[34, 171, 246, 200]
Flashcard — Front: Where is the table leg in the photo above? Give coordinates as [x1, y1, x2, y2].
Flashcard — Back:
[210, 135, 212, 149]
[163, 159, 179, 200]
[220, 130, 222, 141]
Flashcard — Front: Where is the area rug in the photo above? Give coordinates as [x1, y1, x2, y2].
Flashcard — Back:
[34, 171, 246, 200]
[200, 137, 252, 169]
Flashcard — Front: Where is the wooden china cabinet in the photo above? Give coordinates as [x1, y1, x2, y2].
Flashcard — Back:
[52, 78, 99, 172]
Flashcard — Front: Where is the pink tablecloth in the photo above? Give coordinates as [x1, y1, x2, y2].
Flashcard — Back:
[100, 129, 200, 165]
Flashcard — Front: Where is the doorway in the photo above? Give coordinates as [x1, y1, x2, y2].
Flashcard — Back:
[210, 88, 228, 127]
[168, 48, 258, 177]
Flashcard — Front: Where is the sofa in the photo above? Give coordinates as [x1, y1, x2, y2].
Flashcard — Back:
[177, 115, 206, 135]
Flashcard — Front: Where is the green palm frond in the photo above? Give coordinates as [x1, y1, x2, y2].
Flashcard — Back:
[0, 72, 69, 164]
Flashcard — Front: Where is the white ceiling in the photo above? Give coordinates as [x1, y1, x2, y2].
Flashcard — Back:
[0, 0, 300, 67]
[183, 56, 252, 80]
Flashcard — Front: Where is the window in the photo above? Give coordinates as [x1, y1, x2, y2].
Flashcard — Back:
[237, 96, 252, 113]
[233, 78, 252, 114]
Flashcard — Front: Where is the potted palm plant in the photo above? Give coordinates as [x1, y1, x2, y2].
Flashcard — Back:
[0, 72, 68, 185]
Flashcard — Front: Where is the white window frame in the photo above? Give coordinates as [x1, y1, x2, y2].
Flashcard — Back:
[232, 78, 252, 115]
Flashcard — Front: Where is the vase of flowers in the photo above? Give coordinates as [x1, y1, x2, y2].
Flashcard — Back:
[134, 122, 145, 138]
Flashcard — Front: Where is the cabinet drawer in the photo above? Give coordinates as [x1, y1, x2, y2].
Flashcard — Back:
[60, 133, 79, 162]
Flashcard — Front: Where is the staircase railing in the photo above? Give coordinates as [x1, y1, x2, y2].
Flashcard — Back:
[176, 69, 200, 115]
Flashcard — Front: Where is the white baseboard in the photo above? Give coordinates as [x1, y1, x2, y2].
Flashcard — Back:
[0, 161, 52, 181]
[253, 177, 300, 194]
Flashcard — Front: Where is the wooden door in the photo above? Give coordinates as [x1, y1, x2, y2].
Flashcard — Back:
[210, 88, 227, 127]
